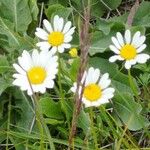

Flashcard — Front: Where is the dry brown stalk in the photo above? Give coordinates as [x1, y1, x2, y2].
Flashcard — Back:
[126, 0, 139, 27]
[68, 5, 91, 150]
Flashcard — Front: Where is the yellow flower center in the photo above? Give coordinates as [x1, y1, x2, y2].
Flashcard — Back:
[83, 83, 102, 101]
[120, 44, 137, 60]
[27, 67, 46, 84]
[48, 32, 64, 46]
[69, 48, 78, 57]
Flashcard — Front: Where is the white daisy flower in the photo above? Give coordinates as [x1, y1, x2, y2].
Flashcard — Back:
[13, 50, 58, 95]
[71, 67, 115, 107]
[109, 30, 150, 69]
[35, 15, 75, 54]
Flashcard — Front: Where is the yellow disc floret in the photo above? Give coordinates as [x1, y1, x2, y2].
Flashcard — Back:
[27, 67, 46, 84]
[83, 83, 102, 101]
[120, 44, 137, 60]
[69, 48, 78, 57]
[48, 32, 64, 46]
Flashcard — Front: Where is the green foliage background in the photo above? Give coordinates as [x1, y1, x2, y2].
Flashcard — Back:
[0, 0, 150, 149]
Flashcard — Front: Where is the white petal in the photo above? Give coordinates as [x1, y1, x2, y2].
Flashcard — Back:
[44, 78, 54, 88]
[13, 64, 26, 75]
[36, 41, 51, 49]
[99, 79, 111, 90]
[43, 19, 53, 33]
[39, 86, 46, 94]
[125, 30, 131, 44]
[64, 36, 73, 43]
[35, 28, 48, 39]
[137, 44, 146, 53]
[97, 97, 109, 105]
[133, 36, 146, 48]
[65, 27, 75, 36]
[91, 101, 101, 107]
[27, 88, 33, 95]
[99, 73, 110, 89]
[111, 37, 121, 49]
[86, 67, 100, 84]
[62, 43, 71, 49]
[57, 17, 64, 31]
[50, 46, 57, 54]
[18, 57, 30, 71]
[131, 31, 141, 46]
[32, 49, 39, 65]
[58, 45, 65, 53]
[70, 83, 77, 93]
[82, 98, 92, 107]
[102, 88, 115, 97]
[135, 54, 150, 64]
[116, 32, 124, 46]
[63, 21, 72, 33]
[53, 15, 59, 31]
[109, 55, 124, 63]
[109, 45, 120, 54]
[124, 61, 132, 69]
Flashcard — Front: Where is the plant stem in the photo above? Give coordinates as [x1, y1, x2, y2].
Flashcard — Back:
[31, 94, 55, 150]
[31, 96, 44, 150]
[57, 53, 70, 129]
[89, 108, 99, 150]
[6, 95, 11, 150]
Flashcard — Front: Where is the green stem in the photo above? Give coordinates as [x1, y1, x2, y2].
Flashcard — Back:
[31, 95, 55, 150]
[89, 108, 99, 150]
[31, 96, 44, 149]
[57, 53, 70, 129]
[6, 96, 11, 150]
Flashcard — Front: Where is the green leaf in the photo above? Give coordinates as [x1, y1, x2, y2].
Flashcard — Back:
[28, 0, 39, 21]
[113, 93, 149, 131]
[100, 0, 122, 10]
[0, 17, 20, 47]
[133, 1, 150, 27]
[69, 57, 80, 81]
[39, 97, 64, 120]
[45, 4, 72, 20]
[77, 110, 90, 134]
[0, 17, 35, 51]
[0, 55, 10, 74]
[0, 0, 32, 32]
[45, 118, 64, 125]
[13, 90, 35, 132]
[0, 78, 12, 96]
[91, 0, 105, 17]
[89, 22, 124, 55]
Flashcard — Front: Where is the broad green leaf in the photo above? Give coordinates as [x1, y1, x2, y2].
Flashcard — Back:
[89, 22, 124, 55]
[13, 90, 35, 132]
[0, 17, 20, 47]
[45, 4, 73, 20]
[0, 0, 32, 32]
[77, 110, 90, 134]
[113, 93, 149, 131]
[100, 0, 122, 10]
[28, 0, 39, 21]
[0, 17, 35, 51]
[91, 0, 105, 17]
[133, 1, 150, 27]
[0, 55, 10, 74]
[0, 78, 12, 96]
[39, 97, 64, 120]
